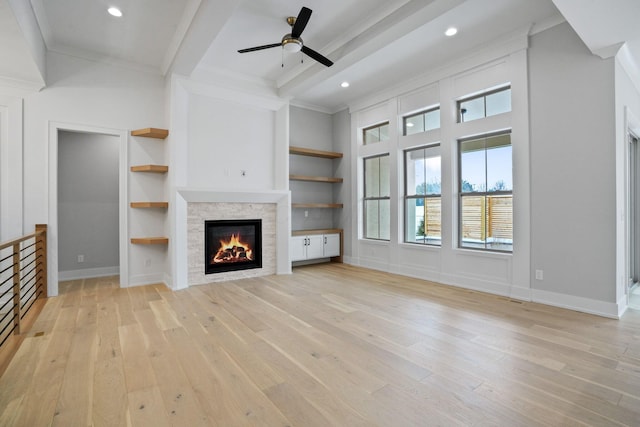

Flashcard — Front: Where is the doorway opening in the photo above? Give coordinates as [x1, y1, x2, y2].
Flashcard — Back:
[58, 131, 120, 282]
[48, 123, 128, 296]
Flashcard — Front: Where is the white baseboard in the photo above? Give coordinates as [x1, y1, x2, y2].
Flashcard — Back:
[510, 286, 532, 301]
[531, 288, 620, 319]
[616, 294, 628, 318]
[345, 256, 622, 319]
[58, 266, 119, 281]
[127, 273, 167, 288]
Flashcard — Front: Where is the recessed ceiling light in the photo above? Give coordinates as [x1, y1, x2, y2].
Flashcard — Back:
[341, 81, 350, 88]
[445, 27, 458, 37]
[108, 7, 123, 17]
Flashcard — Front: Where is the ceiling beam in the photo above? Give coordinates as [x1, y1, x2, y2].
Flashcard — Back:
[276, 0, 465, 100]
[167, 0, 241, 77]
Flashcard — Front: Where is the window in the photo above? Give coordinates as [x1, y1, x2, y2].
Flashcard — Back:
[403, 107, 440, 135]
[459, 132, 512, 251]
[364, 154, 390, 240]
[405, 145, 441, 245]
[363, 122, 390, 145]
[458, 87, 511, 123]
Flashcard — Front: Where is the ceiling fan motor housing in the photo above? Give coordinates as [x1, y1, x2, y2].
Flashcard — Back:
[282, 34, 303, 52]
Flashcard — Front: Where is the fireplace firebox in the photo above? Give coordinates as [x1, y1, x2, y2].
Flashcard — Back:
[204, 219, 262, 274]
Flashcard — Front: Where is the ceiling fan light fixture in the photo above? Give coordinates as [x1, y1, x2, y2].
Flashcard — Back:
[282, 37, 302, 53]
[107, 7, 123, 17]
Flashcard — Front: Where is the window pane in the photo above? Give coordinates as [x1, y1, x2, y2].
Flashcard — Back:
[425, 109, 440, 131]
[486, 143, 512, 192]
[488, 195, 512, 250]
[459, 132, 512, 252]
[460, 193, 513, 250]
[461, 195, 486, 248]
[365, 200, 380, 239]
[460, 142, 486, 193]
[459, 97, 484, 122]
[404, 114, 424, 135]
[363, 122, 389, 145]
[424, 146, 441, 195]
[379, 123, 389, 142]
[486, 88, 511, 117]
[379, 155, 390, 197]
[379, 199, 390, 240]
[364, 127, 380, 144]
[406, 146, 440, 196]
[364, 157, 380, 197]
[406, 148, 426, 195]
[406, 198, 441, 245]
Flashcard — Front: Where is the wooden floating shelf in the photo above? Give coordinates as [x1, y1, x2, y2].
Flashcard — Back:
[131, 237, 169, 245]
[131, 128, 169, 139]
[130, 165, 168, 173]
[289, 146, 343, 159]
[130, 202, 169, 209]
[292, 203, 343, 209]
[289, 174, 343, 183]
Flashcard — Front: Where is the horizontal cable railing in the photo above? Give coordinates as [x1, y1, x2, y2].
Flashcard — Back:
[0, 224, 48, 375]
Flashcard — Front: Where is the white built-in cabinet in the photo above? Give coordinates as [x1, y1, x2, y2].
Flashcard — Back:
[290, 231, 341, 262]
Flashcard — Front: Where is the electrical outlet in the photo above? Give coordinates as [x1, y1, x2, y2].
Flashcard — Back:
[144, 259, 151, 267]
[77, 255, 84, 263]
[535, 269, 543, 280]
[304, 210, 308, 217]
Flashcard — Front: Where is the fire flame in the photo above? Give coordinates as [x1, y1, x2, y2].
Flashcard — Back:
[212, 233, 253, 263]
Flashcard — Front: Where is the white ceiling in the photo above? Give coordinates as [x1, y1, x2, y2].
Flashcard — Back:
[1, 0, 639, 111]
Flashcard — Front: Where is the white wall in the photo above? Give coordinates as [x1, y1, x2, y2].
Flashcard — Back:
[58, 131, 119, 278]
[529, 22, 618, 314]
[187, 93, 275, 190]
[0, 94, 22, 241]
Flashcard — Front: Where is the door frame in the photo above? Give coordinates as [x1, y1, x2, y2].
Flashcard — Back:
[47, 122, 128, 296]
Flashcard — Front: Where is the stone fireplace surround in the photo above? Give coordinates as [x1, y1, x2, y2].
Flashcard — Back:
[175, 189, 291, 288]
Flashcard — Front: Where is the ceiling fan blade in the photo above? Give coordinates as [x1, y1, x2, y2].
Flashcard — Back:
[291, 7, 312, 38]
[238, 43, 281, 53]
[302, 46, 333, 67]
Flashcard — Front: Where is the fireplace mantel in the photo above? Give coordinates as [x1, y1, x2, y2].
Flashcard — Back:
[173, 188, 291, 289]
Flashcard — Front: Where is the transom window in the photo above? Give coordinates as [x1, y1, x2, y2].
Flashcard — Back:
[403, 107, 440, 136]
[363, 122, 390, 145]
[364, 154, 390, 240]
[459, 131, 512, 251]
[458, 87, 511, 123]
[405, 145, 441, 245]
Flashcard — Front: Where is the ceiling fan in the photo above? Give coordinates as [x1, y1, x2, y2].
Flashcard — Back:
[237, 7, 334, 67]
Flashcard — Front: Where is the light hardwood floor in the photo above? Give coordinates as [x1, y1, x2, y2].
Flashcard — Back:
[1, 263, 640, 426]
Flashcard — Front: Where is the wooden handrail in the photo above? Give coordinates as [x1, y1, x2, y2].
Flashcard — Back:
[0, 230, 42, 251]
[0, 224, 48, 377]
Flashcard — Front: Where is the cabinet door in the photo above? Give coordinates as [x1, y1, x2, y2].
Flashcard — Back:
[290, 236, 308, 261]
[306, 235, 325, 259]
[323, 233, 341, 257]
